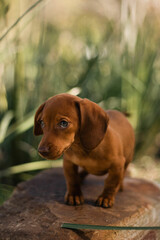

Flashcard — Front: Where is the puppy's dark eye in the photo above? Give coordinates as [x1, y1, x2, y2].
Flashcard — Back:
[59, 120, 68, 128]
[39, 120, 45, 128]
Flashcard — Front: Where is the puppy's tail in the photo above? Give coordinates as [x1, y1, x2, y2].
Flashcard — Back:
[122, 112, 131, 117]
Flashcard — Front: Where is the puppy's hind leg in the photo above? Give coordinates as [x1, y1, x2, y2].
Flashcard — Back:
[119, 152, 134, 192]
[79, 169, 88, 184]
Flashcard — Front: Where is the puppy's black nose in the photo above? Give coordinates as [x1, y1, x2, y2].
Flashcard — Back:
[38, 146, 50, 156]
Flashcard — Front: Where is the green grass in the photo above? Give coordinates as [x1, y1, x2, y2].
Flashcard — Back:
[0, 184, 14, 205]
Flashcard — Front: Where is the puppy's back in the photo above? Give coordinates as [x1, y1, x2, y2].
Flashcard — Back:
[106, 110, 135, 161]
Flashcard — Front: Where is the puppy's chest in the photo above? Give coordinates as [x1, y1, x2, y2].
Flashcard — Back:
[65, 150, 110, 175]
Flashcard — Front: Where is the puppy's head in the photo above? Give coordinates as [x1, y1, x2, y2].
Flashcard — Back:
[34, 94, 109, 159]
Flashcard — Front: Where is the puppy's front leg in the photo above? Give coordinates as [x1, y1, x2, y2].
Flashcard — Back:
[63, 159, 84, 206]
[96, 159, 125, 208]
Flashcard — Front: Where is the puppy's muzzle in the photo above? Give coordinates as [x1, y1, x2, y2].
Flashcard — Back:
[38, 146, 50, 157]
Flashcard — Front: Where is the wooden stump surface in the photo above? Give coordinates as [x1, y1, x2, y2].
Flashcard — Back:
[0, 168, 160, 240]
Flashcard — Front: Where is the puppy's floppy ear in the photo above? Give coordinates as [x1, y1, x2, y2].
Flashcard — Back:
[34, 102, 46, 135]
[76, 99, 109, 150]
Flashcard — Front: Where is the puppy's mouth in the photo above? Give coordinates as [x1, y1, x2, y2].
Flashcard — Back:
[38, 143, 72, 160]
[38, 151, 62, 160]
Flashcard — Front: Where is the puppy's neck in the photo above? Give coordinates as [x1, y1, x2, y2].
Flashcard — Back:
[68, 134, 88, 155]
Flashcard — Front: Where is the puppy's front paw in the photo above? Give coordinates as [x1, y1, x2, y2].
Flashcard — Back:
[65, 193, 84, 206]
[95, 195, 115, 208]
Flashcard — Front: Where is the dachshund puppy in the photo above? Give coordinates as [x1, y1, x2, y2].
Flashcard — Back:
[34, 93, 135, 208]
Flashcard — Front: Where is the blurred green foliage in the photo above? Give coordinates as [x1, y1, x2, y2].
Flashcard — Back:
[0, 184, 14, 205]
[0, 0, 160, 196]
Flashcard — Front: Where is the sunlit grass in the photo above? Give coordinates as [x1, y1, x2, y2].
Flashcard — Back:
[0, 159, 63, 177]
[129, 156, 160, 183]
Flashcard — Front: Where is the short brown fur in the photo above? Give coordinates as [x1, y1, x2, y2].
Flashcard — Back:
[34, 93, 135, 208]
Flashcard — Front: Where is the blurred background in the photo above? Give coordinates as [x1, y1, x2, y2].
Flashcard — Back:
[0, 0, 160, 203]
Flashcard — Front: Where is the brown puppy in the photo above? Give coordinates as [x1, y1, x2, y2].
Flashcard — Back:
[34, 93, 135, 208]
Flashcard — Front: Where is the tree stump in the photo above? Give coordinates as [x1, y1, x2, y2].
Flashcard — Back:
[0, 168, 160, 240]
